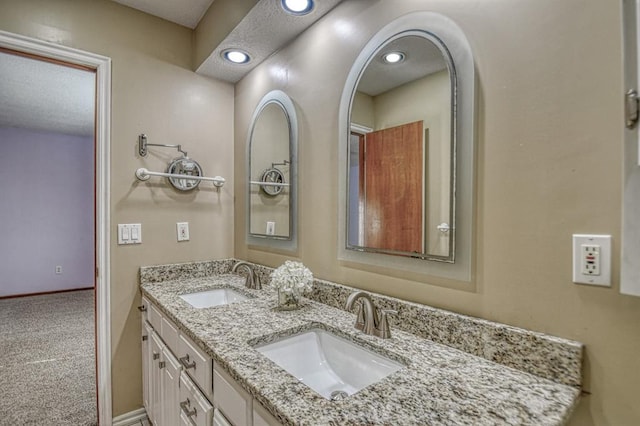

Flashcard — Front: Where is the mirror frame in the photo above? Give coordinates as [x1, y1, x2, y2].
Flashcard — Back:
[246, 90, 298, 252]
[338, 11, 475, 282]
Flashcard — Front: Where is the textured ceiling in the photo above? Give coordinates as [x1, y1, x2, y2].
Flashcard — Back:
[108, 0, 344, 83]
[196, 0, 344, 83]
[358, 36, 448, 97]
[0, 51, 95, 137]
[111, 0, 214, 28]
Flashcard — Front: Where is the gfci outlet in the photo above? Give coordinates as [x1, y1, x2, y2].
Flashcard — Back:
[177, 222, 190, 242]
[572, 234, 611, 286]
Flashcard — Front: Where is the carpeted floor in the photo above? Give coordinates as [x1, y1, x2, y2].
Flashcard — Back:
[0, 289, 97, 425]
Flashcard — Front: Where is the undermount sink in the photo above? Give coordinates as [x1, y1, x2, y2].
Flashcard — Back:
[254, 328, 404, 400]
[179, 288, 249, 308]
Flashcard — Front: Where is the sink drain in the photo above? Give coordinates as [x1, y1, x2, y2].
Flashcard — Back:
[330, 390, 349, 401]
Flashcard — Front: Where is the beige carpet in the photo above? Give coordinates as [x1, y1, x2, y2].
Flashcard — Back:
[0, 289, 97, 425]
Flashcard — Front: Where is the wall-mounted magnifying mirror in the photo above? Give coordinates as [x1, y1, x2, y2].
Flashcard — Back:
[338, 12, 475, 281]
[247, 90, 298, 251]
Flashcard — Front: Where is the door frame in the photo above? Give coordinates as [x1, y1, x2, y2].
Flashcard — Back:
[0, 30, 112, 424]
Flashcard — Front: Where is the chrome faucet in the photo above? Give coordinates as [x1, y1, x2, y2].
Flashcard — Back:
[231, 261, 261, 290]
[344, 291, 397, 339]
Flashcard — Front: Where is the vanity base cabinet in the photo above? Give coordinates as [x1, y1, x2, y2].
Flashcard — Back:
[141, 297, 283, 426]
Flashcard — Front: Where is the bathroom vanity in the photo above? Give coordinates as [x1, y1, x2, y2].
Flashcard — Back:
[139, 260, 582, 425]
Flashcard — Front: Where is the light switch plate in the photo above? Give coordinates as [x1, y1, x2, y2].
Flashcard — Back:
[118, 224, 142, 245]
[572, 234, 611, 286]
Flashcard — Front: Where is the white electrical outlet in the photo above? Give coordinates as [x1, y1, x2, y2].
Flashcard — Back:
[177, 222, 190, 242]
[266, 221, 275, 236]
[55, 266, 62, 275]
[581, 245, 600, 275]
[572, 234, 611, 286]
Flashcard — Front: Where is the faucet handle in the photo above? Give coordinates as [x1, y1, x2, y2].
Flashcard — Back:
[252, 274, 262, 290]
[353, 301, 365, 331]
[377, 309, 398, 339]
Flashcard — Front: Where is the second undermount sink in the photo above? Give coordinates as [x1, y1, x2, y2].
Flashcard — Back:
[179, 288, 249, 308]
[254, 328, 404, 400]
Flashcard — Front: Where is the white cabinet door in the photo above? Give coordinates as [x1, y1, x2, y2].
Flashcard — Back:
[142, 320, 153, 416]
[213, 362, 252, 426]
[150, 331, 164, 425]
[162, 347, 182, 426]
[253, 403, 282, 426]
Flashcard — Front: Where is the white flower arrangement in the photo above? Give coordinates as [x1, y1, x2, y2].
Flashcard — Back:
[270, 260, 313, 296]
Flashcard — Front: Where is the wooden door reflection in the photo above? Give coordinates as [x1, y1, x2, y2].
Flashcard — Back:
[362, 120, 423, 253]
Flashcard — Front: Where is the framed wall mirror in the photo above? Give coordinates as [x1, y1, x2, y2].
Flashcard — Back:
[338, 12, 476, 281]
[247, 90, 298, 251]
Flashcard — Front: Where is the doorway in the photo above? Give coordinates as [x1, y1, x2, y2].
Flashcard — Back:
[0, 47, 96, 423]
[0, 31, 112, 424]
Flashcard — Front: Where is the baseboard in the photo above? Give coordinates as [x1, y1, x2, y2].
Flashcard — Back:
[112, 408, 148, 426]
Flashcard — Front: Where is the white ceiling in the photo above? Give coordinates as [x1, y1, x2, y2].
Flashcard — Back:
[0, 51, 95, 137]
[111, 0, 214, 29]
[358, 36, 448, 97]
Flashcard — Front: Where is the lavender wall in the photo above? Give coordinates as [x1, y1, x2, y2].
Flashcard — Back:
[0, 127, 94, 297]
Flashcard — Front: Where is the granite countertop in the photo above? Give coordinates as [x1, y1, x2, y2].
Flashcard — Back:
[141, 275, 580, 425]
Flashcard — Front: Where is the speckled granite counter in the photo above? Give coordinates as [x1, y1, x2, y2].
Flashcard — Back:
[140, 261, 582, 425]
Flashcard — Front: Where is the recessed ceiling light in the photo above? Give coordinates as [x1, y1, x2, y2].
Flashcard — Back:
[222, 49, 250, 64]
[281, 0, 314, 16]
[383, 51, 405, 64]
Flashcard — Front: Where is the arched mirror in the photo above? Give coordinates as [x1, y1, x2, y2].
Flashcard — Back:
[338, 12, 475, 281]
[247, 90, 298, 251]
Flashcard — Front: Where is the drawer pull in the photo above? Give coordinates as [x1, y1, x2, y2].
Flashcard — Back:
[179, 354, 196, 370]
[153, 352, 160, 360]
[137, 305, 147, 312]
[142, 335, 148, 341]
[159, 361, 165, 369]
[180, 399, 197, 418]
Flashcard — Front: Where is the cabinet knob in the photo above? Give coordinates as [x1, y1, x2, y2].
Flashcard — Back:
[137, 305, 147, 312]
[142, 335, 148, 341]
[159, 361, 165, 369]
[153, 352, 160, 360]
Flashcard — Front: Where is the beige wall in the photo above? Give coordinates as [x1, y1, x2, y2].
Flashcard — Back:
[235, 0, 640, 424]
[0, 0, 235, 417]
[352, 90, 374, 128]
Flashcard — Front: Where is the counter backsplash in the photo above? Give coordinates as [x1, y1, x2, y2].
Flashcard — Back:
[139, 259, 583, 389]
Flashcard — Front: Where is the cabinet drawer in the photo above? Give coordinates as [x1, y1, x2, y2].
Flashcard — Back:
[213, 363, 252, 426]
[148, 302, 163, 332]
[178, 333, 213, 401]
[179, 372, 213, 426]
[161, 314, 180, 352]
[140, 296, 150, 323]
